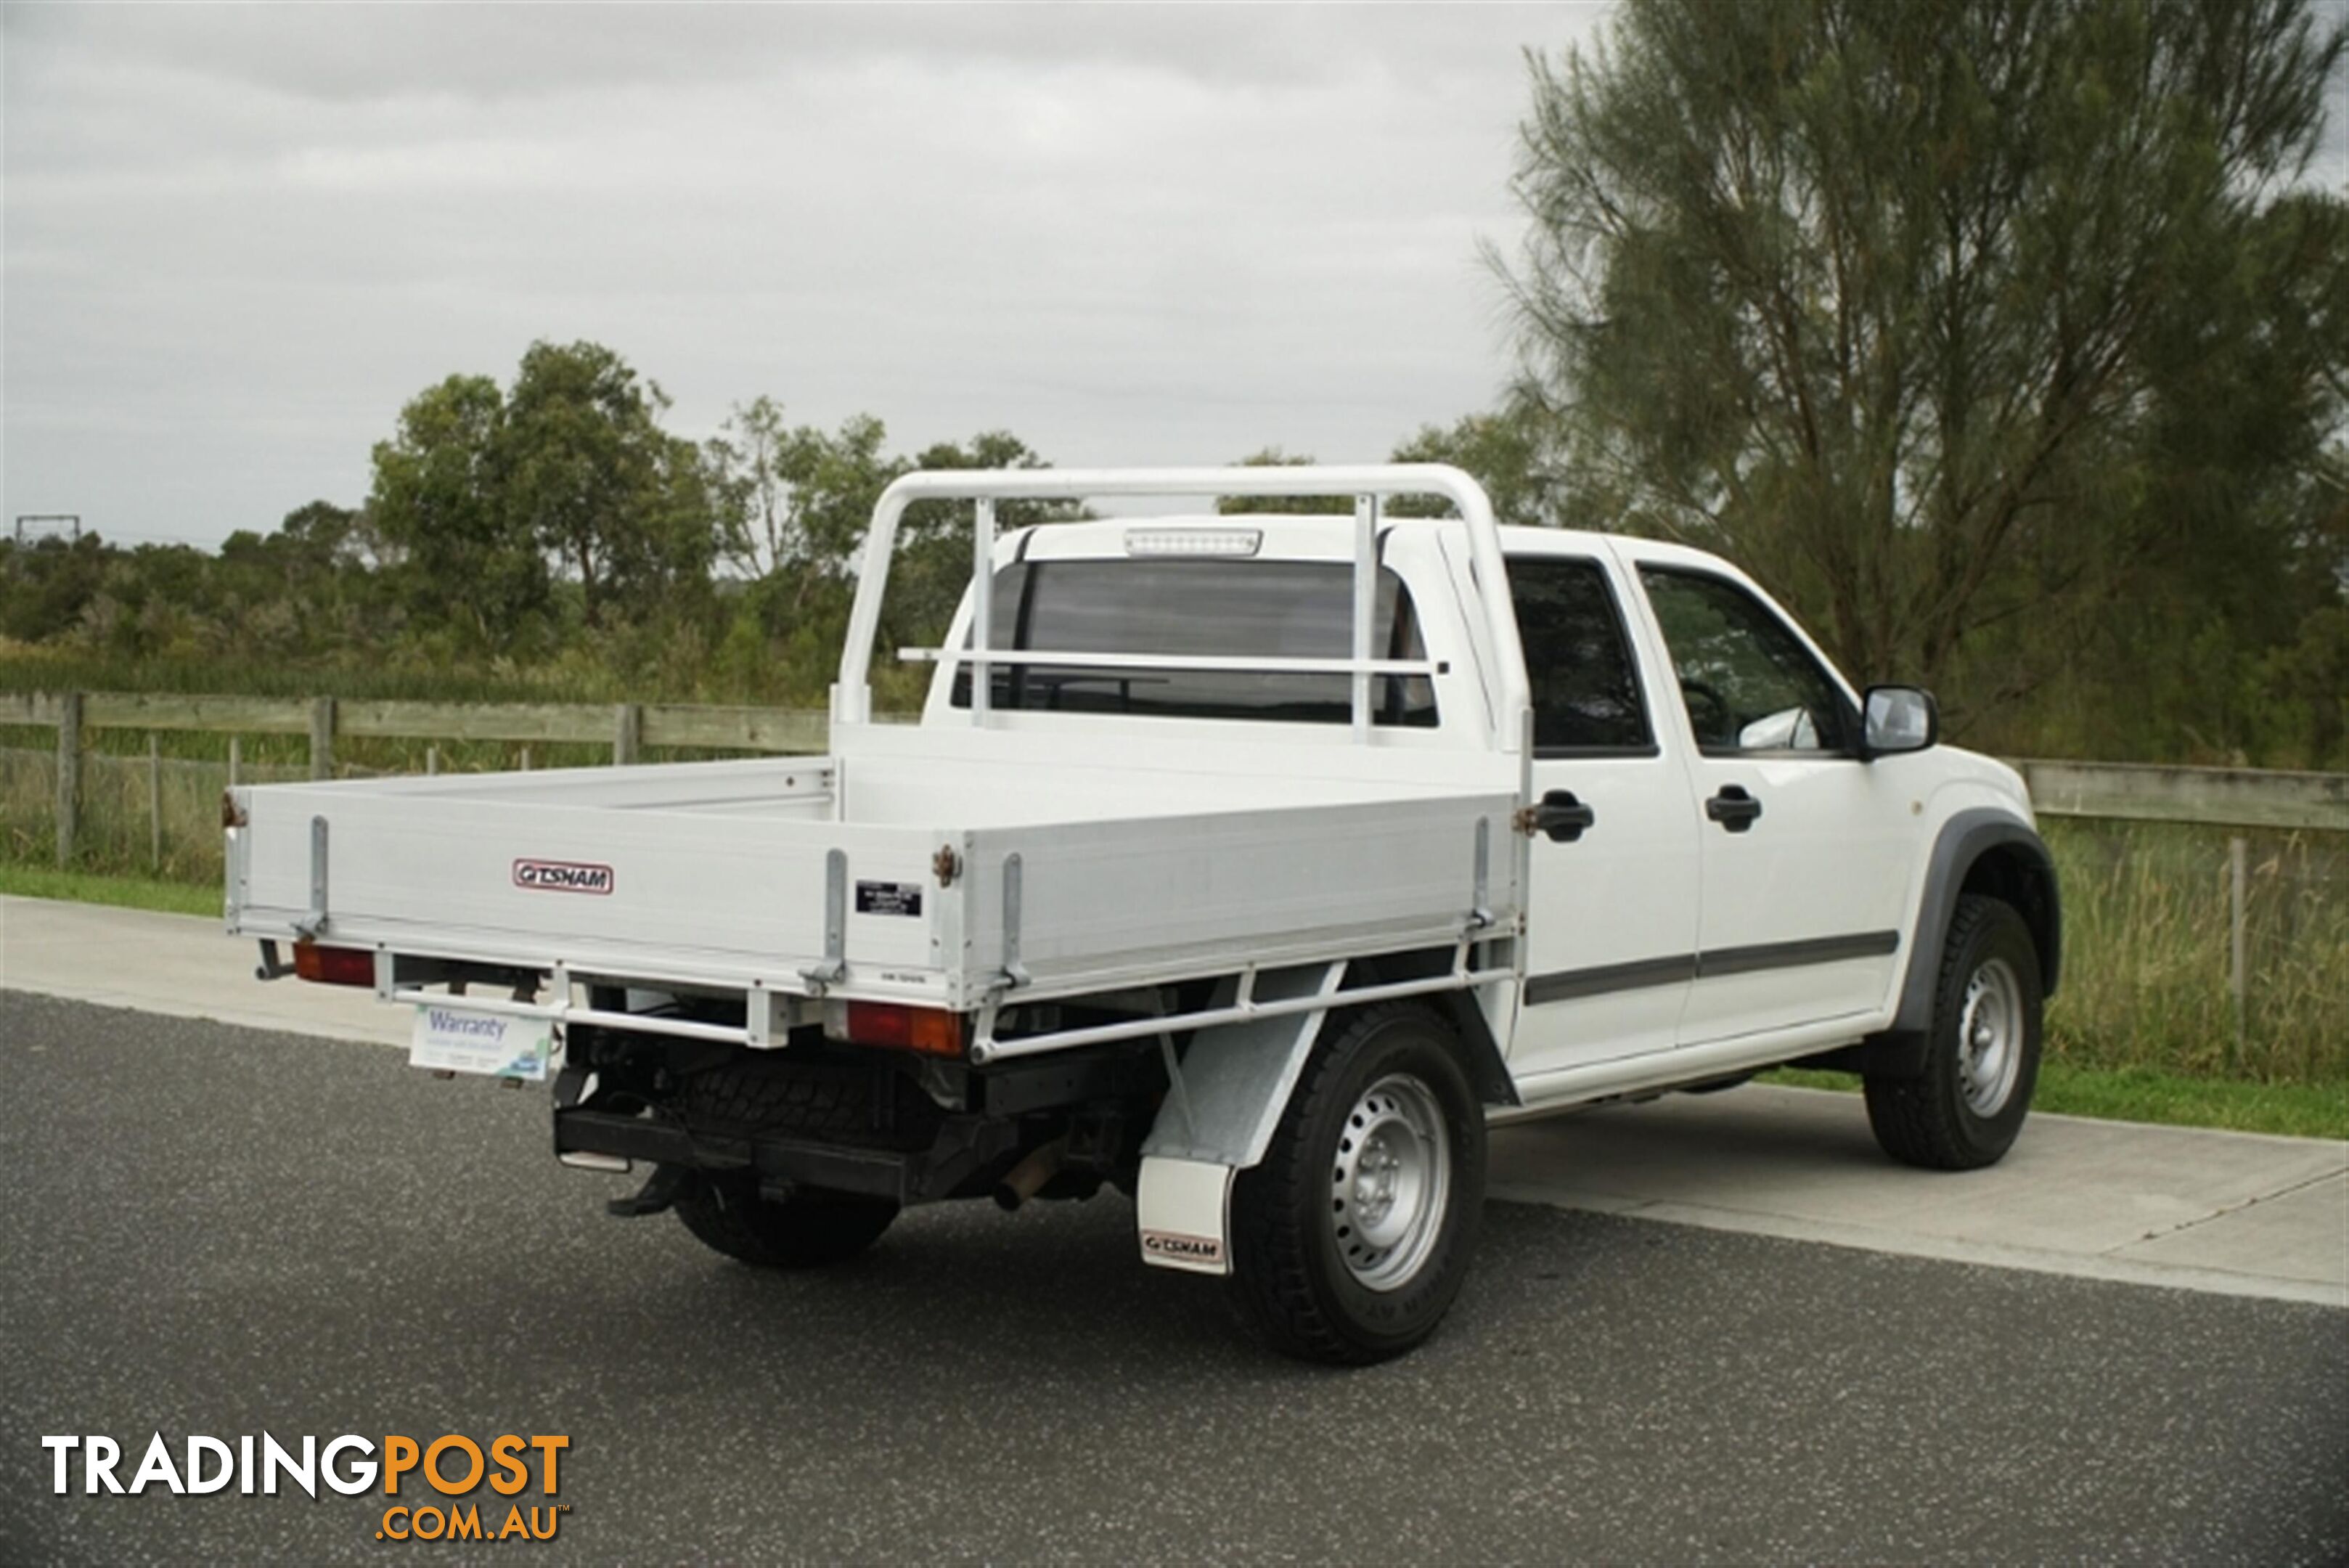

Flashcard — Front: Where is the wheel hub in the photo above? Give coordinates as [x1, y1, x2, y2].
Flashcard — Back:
[1328, 1074, 1450, 1292]
[1956, 957, 2023, 1116]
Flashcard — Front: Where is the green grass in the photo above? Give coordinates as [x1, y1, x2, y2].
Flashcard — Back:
[0, 864, 221, 918]
[1765, 1062, 2349, 1140]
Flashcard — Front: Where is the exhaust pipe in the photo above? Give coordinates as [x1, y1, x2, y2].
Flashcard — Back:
[993, 1137, 1068, 1212]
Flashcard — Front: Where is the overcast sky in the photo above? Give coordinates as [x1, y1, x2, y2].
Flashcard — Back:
[2, 4, 1611, 549]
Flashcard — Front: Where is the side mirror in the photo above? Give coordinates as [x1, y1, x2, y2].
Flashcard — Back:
[1861, 685, 1937, 759]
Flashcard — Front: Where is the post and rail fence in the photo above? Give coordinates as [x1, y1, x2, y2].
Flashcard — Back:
[9, 688, 2340, 836]
[7, 690, 2345, 1059]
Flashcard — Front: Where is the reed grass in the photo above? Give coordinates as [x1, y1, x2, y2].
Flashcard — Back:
[2040, 820, 2346, 1086]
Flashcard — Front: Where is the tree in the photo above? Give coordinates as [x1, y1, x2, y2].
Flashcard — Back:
[501, 340, 730, 628]
[1389, 408, 1561, 523]
[367, 374, 546, 648]
[1214, 448, 1352, 515]
[1498, 0, 2349, 693]
[715, 395, 794, 579]
[775, 412, 904, 591]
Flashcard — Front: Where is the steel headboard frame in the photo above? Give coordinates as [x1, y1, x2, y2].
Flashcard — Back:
[829, 464, 1535, 758]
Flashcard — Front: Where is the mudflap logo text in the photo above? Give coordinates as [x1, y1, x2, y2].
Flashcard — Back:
[512, 858, 614, 895]
[42, 1432, 573, 1545]
[1140, 1230, 1223, 1265]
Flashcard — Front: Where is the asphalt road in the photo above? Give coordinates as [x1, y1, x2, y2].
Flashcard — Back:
[2, 992, 2344, 1565]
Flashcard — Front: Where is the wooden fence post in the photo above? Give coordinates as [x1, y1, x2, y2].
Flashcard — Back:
[309, 697, 336, 780]
[54, 691, 83, 867]
[425, 744, 438, 777]
[227, 734, 241, 790]
[149, 732, 163, 870]
[613, 702, 642, 765]
[2229, 835, 2249, 1064]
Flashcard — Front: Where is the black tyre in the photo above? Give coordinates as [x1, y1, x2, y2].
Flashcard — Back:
[1865, 894, 2044, 1170]
[1230, 1004, 1486, 1365]
[674, 1174, 898, 1268]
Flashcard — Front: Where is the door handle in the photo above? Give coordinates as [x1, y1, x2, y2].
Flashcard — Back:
[1705, 785, 1763, 833]
[1532, 789, 1598, 844]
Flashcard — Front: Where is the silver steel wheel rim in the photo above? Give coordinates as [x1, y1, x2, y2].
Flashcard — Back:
[1328, 1073, 1450, 1293]
[1957, 957, 2025, 1116]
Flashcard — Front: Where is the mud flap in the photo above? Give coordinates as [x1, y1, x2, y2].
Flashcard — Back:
[1132, 961, 1344, 1276]
[1135, 1156, 1235, 1275]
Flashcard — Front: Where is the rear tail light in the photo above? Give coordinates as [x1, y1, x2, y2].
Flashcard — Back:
[293, 942, 375, 987]
[843, 1002, 965, 1057]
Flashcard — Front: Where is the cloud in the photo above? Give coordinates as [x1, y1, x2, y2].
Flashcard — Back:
[1, 4, 1613, 544]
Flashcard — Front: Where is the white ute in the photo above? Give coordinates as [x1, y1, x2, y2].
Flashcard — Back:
[226, 466, 2061, 1363]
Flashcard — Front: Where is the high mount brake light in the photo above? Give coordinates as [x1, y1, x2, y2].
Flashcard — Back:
[293, 941, 375, 987]
[1123, 527, 1262, 558]
[843, 1002, 965, 1057]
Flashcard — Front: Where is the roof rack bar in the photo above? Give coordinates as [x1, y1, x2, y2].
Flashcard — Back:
[898, 648, 1439, 677]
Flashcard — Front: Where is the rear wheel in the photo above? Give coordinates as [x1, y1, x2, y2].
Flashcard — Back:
[1230, 1004, 1485, 1365]
[1865, 894, 2043, 1170]
[674, 1175, 898, 1268]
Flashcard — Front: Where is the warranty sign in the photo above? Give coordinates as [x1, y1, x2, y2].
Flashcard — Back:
[411, 1004, 555, 1081]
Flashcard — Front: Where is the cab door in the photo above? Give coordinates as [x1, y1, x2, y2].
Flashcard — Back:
[1504, 548, 1702, 1087]
[1626, 560, 1915, 1047]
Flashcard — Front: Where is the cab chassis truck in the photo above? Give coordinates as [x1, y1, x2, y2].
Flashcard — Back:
[227, 465, 2059, 1363]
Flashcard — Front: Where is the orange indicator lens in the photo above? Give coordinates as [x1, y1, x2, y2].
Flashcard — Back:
[844, 1001, 965, 1056]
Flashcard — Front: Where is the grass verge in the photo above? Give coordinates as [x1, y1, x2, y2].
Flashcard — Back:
[1763, 1063, 2348, 1140]
[0, 865, 221, 918]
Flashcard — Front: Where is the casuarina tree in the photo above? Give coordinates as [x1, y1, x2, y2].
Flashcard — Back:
[1498, 0, 2348, 693]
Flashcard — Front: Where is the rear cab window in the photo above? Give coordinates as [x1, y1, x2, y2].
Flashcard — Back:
[1506, 555, 1654, 755]
[952, 558, 1437, 727]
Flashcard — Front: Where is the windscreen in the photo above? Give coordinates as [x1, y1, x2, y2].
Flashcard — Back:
[950, 558, 1437, 725]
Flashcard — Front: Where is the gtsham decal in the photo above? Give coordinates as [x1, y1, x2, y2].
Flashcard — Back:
[512, 859, 614, 895]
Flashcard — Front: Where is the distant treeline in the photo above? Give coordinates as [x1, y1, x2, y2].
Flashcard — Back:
[2, 336, 2342, 767]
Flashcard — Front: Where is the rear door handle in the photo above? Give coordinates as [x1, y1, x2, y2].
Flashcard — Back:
[1706, 785, 1763, 833]
[1532, 789, 1597, 844]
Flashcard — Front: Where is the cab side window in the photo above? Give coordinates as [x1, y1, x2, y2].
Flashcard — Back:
[1508, 556, 1652, 754]
[1637, 568, 1849, 754]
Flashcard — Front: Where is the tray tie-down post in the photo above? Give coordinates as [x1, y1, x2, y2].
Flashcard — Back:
[798, 849, 850, 995]
[997, 852, 1031, 992]
[256, 814, 331, 981]
[1467, 814, 1494, 933]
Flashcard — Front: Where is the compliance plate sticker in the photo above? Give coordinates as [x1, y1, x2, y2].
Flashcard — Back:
[855, 881, 923, 917]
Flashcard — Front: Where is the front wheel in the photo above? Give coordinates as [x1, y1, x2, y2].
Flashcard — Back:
[1230, 1004, 1486, 1365]
[674, 1174, 898, 1268]
[1865, 894, 2044, 1170]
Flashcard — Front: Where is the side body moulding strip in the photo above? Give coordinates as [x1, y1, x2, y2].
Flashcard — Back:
[1523, 929, 1901, 1005]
